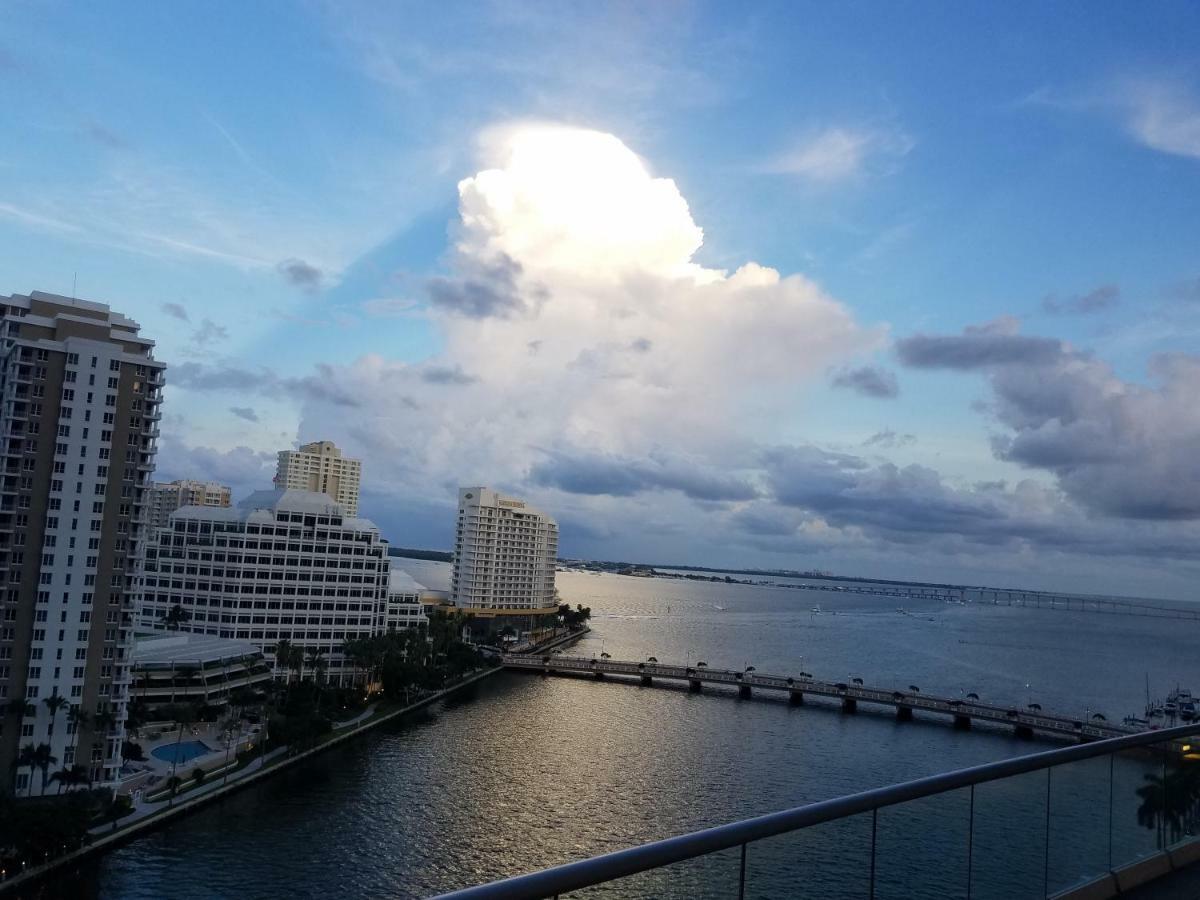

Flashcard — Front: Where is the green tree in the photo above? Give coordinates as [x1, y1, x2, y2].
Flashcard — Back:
[11, 742, 37, 793]
[43, 689, 68, 737]
[93, 708, 118, 735]
[48, 764, 88, 795]
[32, 743, 58, 797]
[162, 603, 191, 631]
[274, 639, 295, 684]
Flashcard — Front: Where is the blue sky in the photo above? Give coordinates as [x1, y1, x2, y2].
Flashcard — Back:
[2, 2, 1198, 597]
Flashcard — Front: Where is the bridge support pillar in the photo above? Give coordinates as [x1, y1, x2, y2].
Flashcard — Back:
[640, 675, 653, 687]
[688, 678, 702, 693]
[789, 689, 804, 706]
[540, 667, 550, 677]
[842, 697, 857, 713]
[896, 705, 913, 722]
[953, 714, 971, 730]
[739, 684, 752, 699]
[1015, 724, 1034, 739]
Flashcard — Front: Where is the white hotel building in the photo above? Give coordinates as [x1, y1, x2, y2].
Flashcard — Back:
[450, 487, 558, 615]
[135, 489, 395, 685]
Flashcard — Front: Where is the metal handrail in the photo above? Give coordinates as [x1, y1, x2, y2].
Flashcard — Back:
[434, 722, 1198, 899]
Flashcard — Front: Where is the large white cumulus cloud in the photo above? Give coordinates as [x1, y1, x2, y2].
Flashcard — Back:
[317, 124, 878, 497]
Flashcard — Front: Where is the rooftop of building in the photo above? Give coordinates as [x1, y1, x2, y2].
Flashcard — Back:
[389, 567, 426, 595]
[133, 630, 264, 668]
[171, 488, 382, 532]
[459, 486, 556, 522]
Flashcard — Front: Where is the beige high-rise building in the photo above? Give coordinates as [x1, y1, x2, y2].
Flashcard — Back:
[0, 291, 164, 795]
[147, 479, 231, 531]
[274, 440, 361, 515]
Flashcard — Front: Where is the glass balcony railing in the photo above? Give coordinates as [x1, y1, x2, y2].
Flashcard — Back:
[436, 723, 1200, 900]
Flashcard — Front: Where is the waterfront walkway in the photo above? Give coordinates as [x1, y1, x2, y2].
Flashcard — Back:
[508, 654, 1142, 742]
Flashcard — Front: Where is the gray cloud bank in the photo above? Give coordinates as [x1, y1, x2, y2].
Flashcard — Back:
[897, 322, 1200, 522]
[830, 365, 899, 398]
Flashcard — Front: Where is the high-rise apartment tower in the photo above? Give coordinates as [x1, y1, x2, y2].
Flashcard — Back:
[0, 291, 164, 794]
[450, 487, 558, 611]
[147, 479, 231, 532]
[275, 440, 361, 516]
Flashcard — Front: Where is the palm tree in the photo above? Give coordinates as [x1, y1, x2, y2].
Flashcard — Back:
[162, 603, 191, 631]
[172, 665, 199, 705]
[11, 742, 37, 793]
[50, 763, 89, 794]
[32, 743, 57, 796]
[305, 647, 326, 679]
[168, 703, 197, 790]
[6, 698, 36, 719]
[43, 690, 68, 736]
[67, 705, 90, 735]
[94, 709, 118, 735]
[274, 639, 294, 683]
[49, 766, 72, 795]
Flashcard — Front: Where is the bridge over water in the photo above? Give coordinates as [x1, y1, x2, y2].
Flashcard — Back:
[774, 580, 1200, 620]
[505, 654, 1142, 743]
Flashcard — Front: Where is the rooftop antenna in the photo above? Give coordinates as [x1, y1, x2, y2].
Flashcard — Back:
[72, 271, 77, 300]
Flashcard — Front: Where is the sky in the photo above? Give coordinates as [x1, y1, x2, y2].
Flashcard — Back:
[1, 1, 1199, 598]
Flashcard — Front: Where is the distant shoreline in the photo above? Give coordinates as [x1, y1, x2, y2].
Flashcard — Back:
[387, 549, 1175, 607]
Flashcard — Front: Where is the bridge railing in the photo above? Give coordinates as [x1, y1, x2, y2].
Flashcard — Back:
[434, 723, 1200, 900]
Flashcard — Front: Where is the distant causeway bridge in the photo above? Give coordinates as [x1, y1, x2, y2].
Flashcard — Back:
[776, 581, 1200, 621]
[505, 654, 1141, 743]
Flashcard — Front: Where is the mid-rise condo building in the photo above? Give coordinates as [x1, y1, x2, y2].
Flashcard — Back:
[275, 440, 361, 516]
[450, 487, 558, 613]
[0, 290, 164, 795]
[135, 489, 391, 685]
[147, 479, 231, 532]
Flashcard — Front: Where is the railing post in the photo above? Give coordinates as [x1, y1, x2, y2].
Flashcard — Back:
[869, 807, 877, 899]
[1162, 754, 1169, 849]
[966, 784, 974, 900]
[1107, 753, 1114, 871]
[1043, 767, 1052, 897]
[738, 842, 747, 900]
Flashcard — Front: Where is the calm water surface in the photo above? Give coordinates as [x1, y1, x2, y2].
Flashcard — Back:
[46, 564, 1200, 898]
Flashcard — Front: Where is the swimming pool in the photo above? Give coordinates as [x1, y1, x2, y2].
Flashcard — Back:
[151, 740, 213, 765]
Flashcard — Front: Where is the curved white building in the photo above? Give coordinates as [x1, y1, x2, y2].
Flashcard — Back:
[135, 489, 391, 685]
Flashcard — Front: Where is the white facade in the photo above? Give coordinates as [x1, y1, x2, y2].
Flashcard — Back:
[147, 479, 231, 532]
[135, 489, 391, 686]
[450, 487, 558, 610]
[385, 568, 428, 633]
[275, 440, 361, 516]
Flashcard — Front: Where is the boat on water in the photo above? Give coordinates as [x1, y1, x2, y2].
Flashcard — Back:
[811, 604, 822, 614]
[1168, 687, 1196, 721]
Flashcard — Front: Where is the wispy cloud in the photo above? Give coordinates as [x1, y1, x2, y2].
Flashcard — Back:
[1118, 79, 1200, 160]
[1028, 77, 1200, 162]
[161, 302, 190, 321]
[764, 125, 914, 183]
[0, 200, 82, 234]
[277, 258, 324, 291]
[1042, 284, 1120, 316]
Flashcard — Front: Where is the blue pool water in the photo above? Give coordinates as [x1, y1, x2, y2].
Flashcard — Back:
[150, 741, 212, 765]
